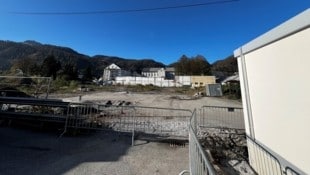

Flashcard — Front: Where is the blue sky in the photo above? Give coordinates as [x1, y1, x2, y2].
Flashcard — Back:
[0, 0, 309, 65]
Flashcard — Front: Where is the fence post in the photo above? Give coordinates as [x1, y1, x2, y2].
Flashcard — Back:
[132, 108, 136, 146]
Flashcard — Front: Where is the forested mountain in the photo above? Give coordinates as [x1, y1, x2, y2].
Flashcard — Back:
[0, 40, 164, 76]
[0, 40, 237, 78]
[211, 55, 238, 76]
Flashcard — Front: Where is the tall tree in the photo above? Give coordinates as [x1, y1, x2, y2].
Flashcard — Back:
[175, 55, 211, 75]
[10, 57, 41, 76]
[41, 55, 61, 79]
[61, 62, 78, 80]
[82, 65, 93, 81]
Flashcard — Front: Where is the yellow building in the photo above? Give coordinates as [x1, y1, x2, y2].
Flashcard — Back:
[190, 76, 216, 88]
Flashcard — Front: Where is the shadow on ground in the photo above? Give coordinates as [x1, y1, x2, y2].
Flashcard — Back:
[0, 121, 189, 175]
[0, 123, 133, 175]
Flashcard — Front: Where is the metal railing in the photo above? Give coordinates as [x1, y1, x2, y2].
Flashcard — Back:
[188, 109, 216, 175]
[63, 103, 192, 143]
[247, 136, 283, 175]
[285, 167, 300, 175]
[199, 106, 245, 130]
[247, 136, 303, 175]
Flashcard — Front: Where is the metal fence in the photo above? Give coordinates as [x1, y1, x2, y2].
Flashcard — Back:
[285, 167, 300, 175]
[188, 109, 216, 175]
[199, 106, 245, 130]
[64, 103, 192, 139]
[247, 136, 303, 175]
[247, 136, 283, 175]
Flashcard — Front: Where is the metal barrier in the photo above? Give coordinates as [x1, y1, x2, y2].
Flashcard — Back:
[247, 136, 303, 175]
[64, 103, 192, 138]
[133, 106, 191, 137]
[199, 106, 245, 130]
[247, 136, 283, 175]
[188, 109, 216, 175]
[64, 103, 136, 137]
[285, 167, 300, 175]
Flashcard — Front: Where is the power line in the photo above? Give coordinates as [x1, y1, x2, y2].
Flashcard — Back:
[9, 0, 239, 15]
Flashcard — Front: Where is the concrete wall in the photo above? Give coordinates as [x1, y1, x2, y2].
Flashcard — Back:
[175, 76, 191, 86]
[115, 77, 176, 87]
[235, 9, 310, 175]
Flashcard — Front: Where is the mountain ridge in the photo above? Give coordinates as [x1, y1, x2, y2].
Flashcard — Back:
[0, 40, 165, 76]
[0, 40, 237, 77]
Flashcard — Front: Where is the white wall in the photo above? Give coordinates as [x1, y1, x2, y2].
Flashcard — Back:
[236, 9, 310, 174]
[175, 76, 191, 86]
[115, 76, 176, 87]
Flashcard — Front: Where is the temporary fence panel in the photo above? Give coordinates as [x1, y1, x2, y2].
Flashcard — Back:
[65, 103, 135, 133]
[65, 103, 192, 137]
[247, 136, 283, 175]
[286, 167, 300, 175]
[199, 106, 245, 130]
[189, 109, 216, 175]
[132, 106, 192, 137]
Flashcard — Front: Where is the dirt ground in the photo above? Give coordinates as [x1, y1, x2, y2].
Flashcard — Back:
[1, 90, 247, 175]
[0, 127, 188, 175]
[51, 91, 242, 111]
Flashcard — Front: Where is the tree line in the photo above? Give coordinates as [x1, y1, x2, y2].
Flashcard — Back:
[174, 55, 211, 76]
[10, 55, 92, 81]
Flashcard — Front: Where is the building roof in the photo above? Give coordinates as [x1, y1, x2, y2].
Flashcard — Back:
[165, 67, 175, 72]
[234, 9, 310, 57]
[105, 63, 121, 70]
[142, 67, 175, 72]
[142, 68, 162, 72]
[221, 74, 239, 84]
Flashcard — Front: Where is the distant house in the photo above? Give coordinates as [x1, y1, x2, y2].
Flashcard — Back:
[141, 67, 175, 79]
[103, 63, 130, 81]
[191, 76, 216, 88]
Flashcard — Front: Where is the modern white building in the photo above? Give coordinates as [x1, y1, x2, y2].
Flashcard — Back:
[235, 9, 310, 175]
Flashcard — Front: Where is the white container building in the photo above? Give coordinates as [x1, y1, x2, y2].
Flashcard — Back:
[234, 9, 310, 175]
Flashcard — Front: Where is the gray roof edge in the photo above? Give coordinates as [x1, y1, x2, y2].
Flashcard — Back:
[234, 8, 310, 57]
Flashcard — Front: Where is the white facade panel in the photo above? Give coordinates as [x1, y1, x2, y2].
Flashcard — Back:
[235, 9, 310, 174]
[175, 76, 191, 86]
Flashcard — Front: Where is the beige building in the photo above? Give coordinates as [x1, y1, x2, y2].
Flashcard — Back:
[190, 76, 216, 88]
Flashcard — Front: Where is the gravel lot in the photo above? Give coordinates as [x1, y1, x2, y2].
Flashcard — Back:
[54, 91, 242, 110]
[1, 91, 245, 175]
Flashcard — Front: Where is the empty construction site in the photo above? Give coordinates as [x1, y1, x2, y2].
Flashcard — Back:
[0, 76, 253, 175]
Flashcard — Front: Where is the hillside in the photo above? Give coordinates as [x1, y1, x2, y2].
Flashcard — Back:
[211, 55, 238, 76]
[0, 40, 164, 76]
[0, 40, 237, 77]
